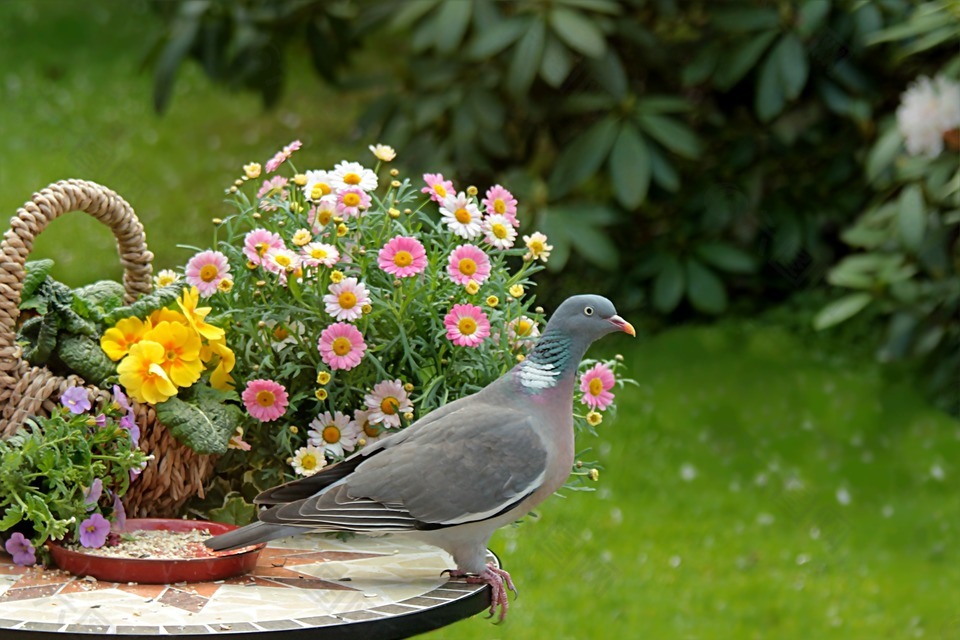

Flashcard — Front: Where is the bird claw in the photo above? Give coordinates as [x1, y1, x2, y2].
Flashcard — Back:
[444, 564, 516, 622]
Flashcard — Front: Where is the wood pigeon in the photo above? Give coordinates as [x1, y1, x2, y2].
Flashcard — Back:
[206, 294, 635, 620]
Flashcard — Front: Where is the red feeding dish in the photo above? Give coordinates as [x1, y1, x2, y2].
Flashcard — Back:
[47, 518, 264, 584]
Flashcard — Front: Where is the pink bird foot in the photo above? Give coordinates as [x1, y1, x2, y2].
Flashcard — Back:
[443, 565, 517, 622]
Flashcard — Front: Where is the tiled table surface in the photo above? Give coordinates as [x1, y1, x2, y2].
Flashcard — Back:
[0, 533, 494, 638]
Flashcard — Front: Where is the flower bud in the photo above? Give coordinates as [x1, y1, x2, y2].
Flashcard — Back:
[337, 223, 348, 237]
[330, 270, 344, 283]
[404, 208, 412, 215]
[589, 468, 600, 481]
[229, 186, 238, 193]
[516, 354, 526, 362]
[388, 208, 401, 218]
[316, 371, 331, 385]
[256, 280, 266, 287]
[212, 217, 223, 225]
[361, 303, 373, 314]
[466, 186, 478, 196]
[486, 295, 499, 307]
[391, 180, 401, 188]
[390, 168, 399, 176]
[465, 280, 480, 295]
[289, 425, 299, 434]
[243, 162, 261, 179]
[233, 179, 243, 187]
[315, 388, 328, 401]
[403, 412, 414, 421]
[576, 460, 583, 468]
[535, 306, 544, 314]
[403, 383, 414, 392]
[293, 173, 307, 186]
[252, 212, 261, 219]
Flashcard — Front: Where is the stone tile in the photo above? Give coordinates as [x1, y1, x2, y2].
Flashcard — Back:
[116, 583, 168, 599]
[21, 621, 65, 631]
[296, 615, 342, 626]
[158, 587, 208, 613]
[164, 624, 213, 634]
[339, 609, 386, 621]
[115, 625, 161, 635]
[0, 583, 62, 602]
[371, 603, 421, 615]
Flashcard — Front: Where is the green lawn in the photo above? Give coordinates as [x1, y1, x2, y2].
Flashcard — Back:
[434, 322, 958, 640]
[2, 3, 957, 639]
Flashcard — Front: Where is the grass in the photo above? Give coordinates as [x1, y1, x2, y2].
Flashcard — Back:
[0, 0, 369, 287]
[433, 321, 958, 640]
[2, 3, 957, 639]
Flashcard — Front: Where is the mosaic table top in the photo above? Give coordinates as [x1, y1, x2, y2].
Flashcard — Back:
[0, 533, 495, 639]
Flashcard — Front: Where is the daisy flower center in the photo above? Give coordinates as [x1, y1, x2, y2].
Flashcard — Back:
[517, 320, 532, 336]
[338, 291, 358, 309]
[331, 337, 353, 356]
[274, 254, 292, 268]
[301, 453, 319, 470]
[157, 274, 176, 286]
[433, 184, 448, 198]
[380, 397, 400, 415]
[255, 242, 270, 257]
[311, 183, 331, 199]
[529, 240, 544, 253]
[458, 317, 478, 336]
[454, 208, 472, 224]
[343, 172, 362, 185]
[458, 258, 478, 276]
[343, 192, 361, 207]
[256, 390, 276, 407]
[492, 223, 508, 239]
[273, 326, 289, 341]
[310, 247, 328, 259]
[494, 198, 506, 214]
[588, 378, 604, 396]
[393, 251, 413, 267]
[322, 425, 341, 443]
[199, 264, 220, 282]
[363, 422, 379, 437]
[317, 211, 333, 226]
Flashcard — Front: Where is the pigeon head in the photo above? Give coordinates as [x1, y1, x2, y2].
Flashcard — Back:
[545, 294, 635, 343]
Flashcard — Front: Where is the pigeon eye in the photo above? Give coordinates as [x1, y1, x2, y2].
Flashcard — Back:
[583, 306, 594, 316]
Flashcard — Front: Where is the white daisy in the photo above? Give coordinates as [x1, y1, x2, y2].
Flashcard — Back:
[506, 315, 541, 349]
[323, 277, 371, 322]
[309, 196, 338, 231]
[303, 170, 335, 202]
[482, 213, 518, 250]
[263, 247, 301, 276]
[897, 75, 960, 157]
[439, 192, 483, 240]
[291, 445, 326, 477]
[353, 408, 388, 447]
[307, 410, 360, 458]
[369, 144, 396, 162]
[301, 242, 340, 268]
[331, 161, 378, 192]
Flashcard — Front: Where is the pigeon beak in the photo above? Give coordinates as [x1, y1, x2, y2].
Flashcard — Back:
[607, 315, 636, 337]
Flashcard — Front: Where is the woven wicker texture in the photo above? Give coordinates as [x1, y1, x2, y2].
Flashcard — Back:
[0, 180, 215, 517]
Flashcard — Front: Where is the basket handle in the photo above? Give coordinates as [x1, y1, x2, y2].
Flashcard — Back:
[0, 179, 154, 396]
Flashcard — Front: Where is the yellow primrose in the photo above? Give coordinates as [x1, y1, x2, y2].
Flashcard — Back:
[150, 307, 188, 327]
[204, 337, 236, 390]
[117, 341, 178, 404]
[100, 316, 152, 361]
[143, 321, 204, 388]
[177, 286, 225, 341]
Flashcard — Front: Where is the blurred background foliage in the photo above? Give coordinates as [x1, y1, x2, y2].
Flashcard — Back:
[143, 0, 958, 412]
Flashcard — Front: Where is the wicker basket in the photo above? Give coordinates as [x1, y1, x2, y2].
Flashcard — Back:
[0, 179, 216, 517]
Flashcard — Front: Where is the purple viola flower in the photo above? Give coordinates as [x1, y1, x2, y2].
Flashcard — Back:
[94, 413, 107, 428]
[112, 492, 126, 531]
[61, 387, 91, 415]
[78, 513, 110, 548]
[84, 478, 103, 510]
[4, 532, 36, 566]
[121, 414, 140, 448]
[113, 385, 131, 411]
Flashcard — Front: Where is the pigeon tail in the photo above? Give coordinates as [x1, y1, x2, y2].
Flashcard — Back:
[204, 521, 302, 552]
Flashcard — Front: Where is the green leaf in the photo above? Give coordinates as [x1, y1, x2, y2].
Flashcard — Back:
[548, 116, 619, 196]
[433, 0, 473, 53]
[508, 18, 547, 95]
[685, 259, 727, 314]
[652, 256, 684, 313]
[468, 17, 529, 59]
[712, 8, 780, 32]
[755, 45, 785, 121]
[540, 35, 574, 87]
[897, 184, 926, 251]
[813, 293, 873, 330]
[153, 17, 201, 114]
[683, 45, 719, 86]
[609, 123, 650, 209]
[549, 7, 606, 58]
[0, 504, 23, 531]
[648, 143, 680, 192]
[588, 49, 628, 98]
[22, 260, 54, 301]
[776, 33, 808, 100]
[636, 114, 702, 159]
[155, 389, 242, 455]
[390, 0, 440, 30]
[695, 242, 757, 274]
[635, 95, 693, 115]
[208, 494, 257, 526]
[866, 127, 904, 182]
[714, 30, 777, 90]
[796, 0, 831, 38]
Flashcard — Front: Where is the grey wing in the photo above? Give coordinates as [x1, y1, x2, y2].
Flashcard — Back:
[258, 405, 549, 531]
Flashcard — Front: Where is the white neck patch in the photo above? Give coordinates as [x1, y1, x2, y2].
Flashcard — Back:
[518, 359, 561, 391]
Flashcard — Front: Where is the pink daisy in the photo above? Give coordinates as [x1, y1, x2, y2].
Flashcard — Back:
[444, 304, 491, 348]
[301, 242, 340, 268]
[579, 363, 616, 411]
[336, 187, 371, 218]
[242, 379, 289, 422]
[482, 214, 518, 250]
[363, 379, 413, 428]
[422, 173, 455, 203]
[378, 236, 427, 278]
[447, 244, 491, 286]
[482, 185, 519, 226]
[324, 277, 371, 322]
[262, 247, 301, 277]
[185, 250, 230, 297]
[256, 176, 289, 212]
[318, 322, 367, 371]
[265, 140, 302, 173]
[243, 229, 285, 266]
